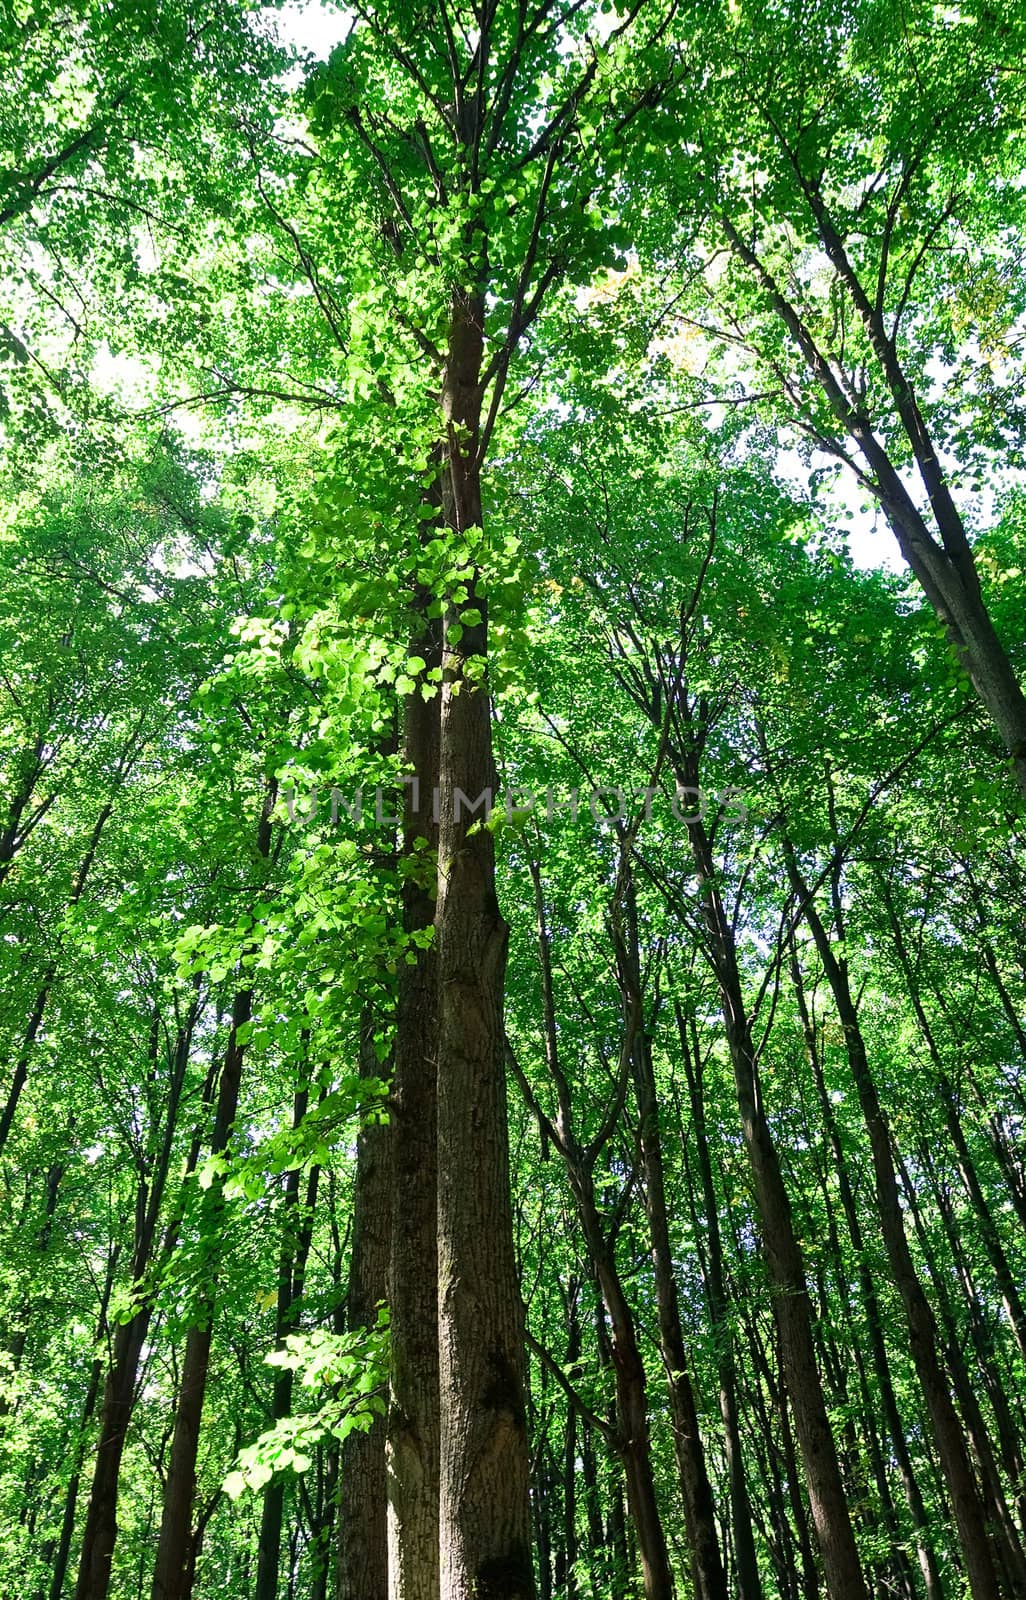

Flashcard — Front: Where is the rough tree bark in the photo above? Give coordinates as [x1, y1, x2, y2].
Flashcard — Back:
[434, 286, 534, 1600]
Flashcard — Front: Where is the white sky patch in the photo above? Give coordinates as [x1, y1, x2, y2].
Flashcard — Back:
[273, 0, 615, 65]
[838, 505, 901, 573]
[151, 542, 217, 580]
[91, 343, 152, 395]
[274, 0, 351, 60]
[773, 444, 904, 574]
[91, 343, 210, 447]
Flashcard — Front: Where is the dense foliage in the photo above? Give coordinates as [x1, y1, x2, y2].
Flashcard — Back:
[1, 4, 1025, 1600]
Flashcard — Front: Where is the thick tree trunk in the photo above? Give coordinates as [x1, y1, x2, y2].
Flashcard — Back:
[434, 290, 533, 1600]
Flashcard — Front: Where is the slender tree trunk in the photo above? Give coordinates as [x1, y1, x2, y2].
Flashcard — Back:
[150, 780, 274, 1600]
[0, 1151, 67, 1413]
[593, 1304, 634, 1600]
[793, 1049, 918, 1600]
[729, 1294, 801, 1600]
[916, 1140, 1026, 1537]
[312, 1447, 339, 1600]
[614, 887, 727, 1600]
[733, 1276, 819, 1600]
[531, 1371, 554, 1600]
[894, 1144, 1026, 1595]
[608, 628, 864, 1597]
[962, 1056, 1026, 1235]
[963, 870, 1026, 1071]
[555, 1283, 581, 1600]
[75, 1010, 200, 1600]
[677, 793, 866, 1600]
[0, 738, 51, 888]
[772, 1329, 820, 1600]
[338, 1018, 391, 1600]
[719, 208, 1026, 799]
[34, 1245, 119, 1600]
[580, 1413, 607, 1569]
[150, 986, 252, 1600]
[316, 1172, 348, 1600]
[782, 846, 1003, 1600]
[0, 738, 139, 1157]
[879, 883, 1026, 1364]
[936, 1077, 1026, 1362]
[75, 1314, 154, 1600]
[257, 1087, 321, 1600]
[789, 953, 944, 1600]
[388, 595, 441, 1600]
[0, 982, 50, 1160]
[675, 1004, 765, 1600]
[634, 1031, 727, 1600]
[513, 864, 673, 1600]
[571, 1162, 675, 1600]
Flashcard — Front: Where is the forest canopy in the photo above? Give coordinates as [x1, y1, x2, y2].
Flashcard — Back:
[1, 4, 1025, 1600]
